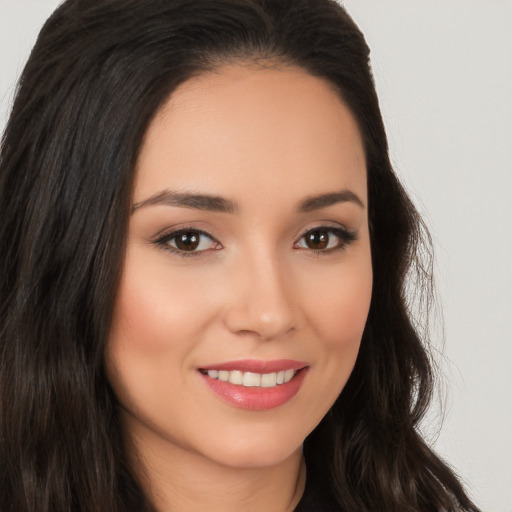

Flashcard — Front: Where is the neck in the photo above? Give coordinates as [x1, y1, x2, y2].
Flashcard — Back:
[128, 425, 306, 512]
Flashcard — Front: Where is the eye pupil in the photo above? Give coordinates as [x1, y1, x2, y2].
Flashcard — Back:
[175, 231, 200, 251]
[306, 230, 329, 250]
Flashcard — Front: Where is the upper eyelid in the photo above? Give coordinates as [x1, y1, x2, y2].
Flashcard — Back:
[295, 223, 352, 240]
[153, 226, 218, 243]
[153, 228, 221, 258]
[152, 223, 356, 249]
[294, 225, 358, 250]
[153, 224, 348, 239]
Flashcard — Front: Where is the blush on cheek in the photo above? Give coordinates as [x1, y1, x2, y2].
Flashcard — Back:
[110, 260, 181, 352]
[109, 281, 170, 354]
[316, 279, 372, 347]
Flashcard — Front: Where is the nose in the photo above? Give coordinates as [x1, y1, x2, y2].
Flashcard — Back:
[223, 250, 296, 341]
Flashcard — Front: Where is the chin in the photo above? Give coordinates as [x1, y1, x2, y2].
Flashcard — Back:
[195, 427, 305, 469]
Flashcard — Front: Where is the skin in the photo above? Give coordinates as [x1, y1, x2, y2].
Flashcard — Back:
[106, 64, 372, 512]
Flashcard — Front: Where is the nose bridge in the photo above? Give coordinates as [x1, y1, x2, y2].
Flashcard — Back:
[224, 242, 296, 340]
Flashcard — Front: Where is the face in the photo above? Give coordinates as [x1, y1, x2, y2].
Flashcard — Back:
[107, 64, 372, 470]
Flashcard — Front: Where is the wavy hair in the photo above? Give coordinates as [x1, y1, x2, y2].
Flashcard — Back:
[0, 0, 479, 510]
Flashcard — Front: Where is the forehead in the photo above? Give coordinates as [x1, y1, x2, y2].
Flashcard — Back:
[134, 64, 367, 205]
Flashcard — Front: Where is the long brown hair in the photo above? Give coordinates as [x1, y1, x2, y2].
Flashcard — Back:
[0, 0, 480, 510]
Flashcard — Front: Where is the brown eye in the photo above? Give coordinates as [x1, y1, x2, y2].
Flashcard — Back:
[156, 229, 220, 255]
[175, 231, 201, 251]
[295, 227, 356, 253]
[304, 230, 330, 250]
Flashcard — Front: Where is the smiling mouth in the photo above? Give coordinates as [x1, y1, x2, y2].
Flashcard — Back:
[199, 368, 299, 388]
[198, 362, 309, 410]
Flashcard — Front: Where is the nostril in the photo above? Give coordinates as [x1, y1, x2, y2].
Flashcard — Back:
[222, 271, 296, 340]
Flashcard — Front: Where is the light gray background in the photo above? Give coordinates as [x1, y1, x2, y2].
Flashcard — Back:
[1, 1, 511, 511]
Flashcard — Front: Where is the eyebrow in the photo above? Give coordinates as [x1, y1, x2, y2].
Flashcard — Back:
[298, 190, 365, 212]
[131, 190, 237, 214]
[131, 188, 364, 214]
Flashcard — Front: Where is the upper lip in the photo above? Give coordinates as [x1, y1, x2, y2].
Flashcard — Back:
[199, 359, 308, 373]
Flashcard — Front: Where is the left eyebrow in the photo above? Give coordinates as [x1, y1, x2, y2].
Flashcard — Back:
[297, 190, 365, 212]
[131, 190, 238, 214]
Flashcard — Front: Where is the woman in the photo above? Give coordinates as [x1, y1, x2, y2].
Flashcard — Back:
[0, 0, 481, 510]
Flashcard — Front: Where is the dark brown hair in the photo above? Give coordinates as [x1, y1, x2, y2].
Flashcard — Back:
[0, 0, 480, 510]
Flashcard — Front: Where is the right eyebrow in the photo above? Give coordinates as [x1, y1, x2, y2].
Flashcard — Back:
[297, 190, 365, 212]
[131, 189, 238, 214]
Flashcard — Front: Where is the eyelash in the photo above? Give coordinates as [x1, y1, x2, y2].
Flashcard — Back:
[294, 226, 357, 255]
[153, 228, 221, 258]
[153, 226, 357, 258]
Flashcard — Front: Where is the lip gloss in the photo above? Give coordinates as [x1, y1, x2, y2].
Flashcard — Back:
[198, 359, 308, 410]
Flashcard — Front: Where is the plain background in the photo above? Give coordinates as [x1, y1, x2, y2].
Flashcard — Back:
[1, 1, 511, 510]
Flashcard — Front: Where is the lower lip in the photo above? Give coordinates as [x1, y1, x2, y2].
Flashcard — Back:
[199, 368, 308, 410]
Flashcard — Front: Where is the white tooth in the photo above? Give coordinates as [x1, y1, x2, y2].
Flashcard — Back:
[218, 370, 229, 382]
[261, 372, 277, 387]
[284, 369, 295, 383]
[243, 371, 261, 387]
[207, 369, 218, 379]
[276, 370, 285, 385]
[229, 370, 243, 385]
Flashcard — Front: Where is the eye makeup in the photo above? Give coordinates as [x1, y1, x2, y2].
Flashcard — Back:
[153, 227, 222, 257]
[293, 226, 357, 255]
[152, 224, 358, 258]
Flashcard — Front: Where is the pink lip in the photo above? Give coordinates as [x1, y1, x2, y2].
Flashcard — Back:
[199, 359, 308, 373]
[198, 360, 309, 411]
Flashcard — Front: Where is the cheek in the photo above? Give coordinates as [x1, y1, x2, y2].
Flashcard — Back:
[306, 253, 372, 352]
[292, 250, 372, 432]
[105, 250, 202, 408]
[303, 249, 372, 410]
[109, 251, 214, 355]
